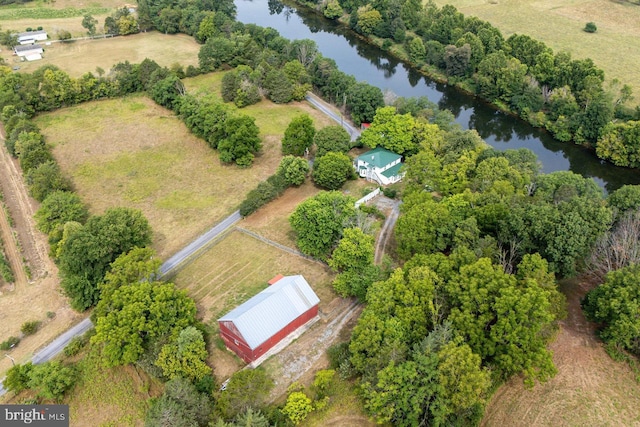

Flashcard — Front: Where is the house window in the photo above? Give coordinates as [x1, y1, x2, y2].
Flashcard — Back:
[234, 339, 239, 345]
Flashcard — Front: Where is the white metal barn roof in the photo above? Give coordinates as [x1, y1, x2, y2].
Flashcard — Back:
[218, 275, 319, 349]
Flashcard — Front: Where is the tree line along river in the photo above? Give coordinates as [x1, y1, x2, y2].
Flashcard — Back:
[235, 0, 640, 193]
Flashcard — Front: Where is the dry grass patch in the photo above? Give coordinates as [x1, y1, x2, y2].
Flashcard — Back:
[36, 96, 279, 259]
[64, 347, 163, 427]
[0, 279, 82, 378]
[1, 32, 201, 77]
[432, 0, 640, 104]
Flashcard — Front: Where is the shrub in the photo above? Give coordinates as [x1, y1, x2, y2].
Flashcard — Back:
[584, 22, 597, 33]
[63, 335, 88, 357]
[281, 391, 314, 425]
[46, 311, 56, 319]
[0, 336, 21, 350]
[21, 320, 41, 336]
[382, 187, 397, 198]
[57, 30, 72, 41]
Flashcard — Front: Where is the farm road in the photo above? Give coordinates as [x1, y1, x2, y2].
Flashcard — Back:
[375, 199, 401, 264]
[0, 210, 242, 397]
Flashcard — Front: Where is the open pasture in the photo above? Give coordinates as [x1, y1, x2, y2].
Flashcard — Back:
[1, 32, 201, 77]
[36, 95, 281, 259]
[433, 0, 640, 103]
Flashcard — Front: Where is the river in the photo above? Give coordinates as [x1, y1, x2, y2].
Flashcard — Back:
[236, 0, 640, 192]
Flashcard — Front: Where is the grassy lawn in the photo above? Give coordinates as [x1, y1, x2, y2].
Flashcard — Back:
[64, 346, 162, 427]
[433, 0, 640, 104]
[1, 32, 201, 78]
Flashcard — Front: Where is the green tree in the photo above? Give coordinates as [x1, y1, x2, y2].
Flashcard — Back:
[313, 125, 351, 157]
[28, 361, 76, 401]
[289, 191, 356, 260]
[583, 263, 640, 355]
[324, 0, 343, 19]
[145, 377, 212, 427]
[35, 191, 88, 251]
[155, 326, 212, 382]
[312, 152, 355, 190]
[359, 106, 417, 155]
[218, 115, 262, 167]
[282, 391, 314, 425]
[329, 227, 378, 300]
[82, 14, 98, 36]
[92, 281, 197, 366]
[608, 184, 640, 216]
[407, 37, 426, 64]
[276, 155, 309, 186]
[25, 161, 71, 202]
[216, 369, 274, 420]
[395, 197, 455, 260]
[96, 246, 161, 309]
[282, 114, 316, 156]
[356, 5, 382, 35]
[445, 258, 557, 384]
[15, 131, 53, 173]
[4, 362, 34, 394]
[58, 208, 152, 310]
[346, 82, 384, 126]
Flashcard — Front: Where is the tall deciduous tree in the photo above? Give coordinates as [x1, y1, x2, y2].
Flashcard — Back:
[58, 208, 152, 310]
[312, 151, 355, 190]
[359, 106, 417, 155]
[282, 114, 316, 156]
[92, 281, 197, 366]
[289, 191, 356, 260]
[155, 326, 212, 383]
[313, 125, 351, 157]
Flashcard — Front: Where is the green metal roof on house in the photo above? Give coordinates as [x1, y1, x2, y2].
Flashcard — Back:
[381, 162, 403, 178]
[356, 147, 401, 169]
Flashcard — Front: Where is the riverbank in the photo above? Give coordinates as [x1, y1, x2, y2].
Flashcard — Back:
[282, 0, 640, 178]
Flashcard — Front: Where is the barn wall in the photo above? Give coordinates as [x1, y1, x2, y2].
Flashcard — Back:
[249, 305, 319, 361]
[218, 321, 253, 363]
[218, 305, 319, 363]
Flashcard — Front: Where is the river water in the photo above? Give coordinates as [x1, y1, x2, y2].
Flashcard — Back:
[236, 0, 640, 192]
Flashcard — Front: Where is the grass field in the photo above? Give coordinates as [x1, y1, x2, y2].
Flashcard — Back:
[35, 92, 334, 260]
[433, 0, 640, 103]
[64, 347, 162, 427]
[1, 32, 201, 78]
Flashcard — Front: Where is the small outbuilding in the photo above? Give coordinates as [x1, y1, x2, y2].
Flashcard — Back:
[218, 275, 320, 363]
[355, 146, 404, 185]
[13, 44, 43, 61]
[17, 30, 47, 45]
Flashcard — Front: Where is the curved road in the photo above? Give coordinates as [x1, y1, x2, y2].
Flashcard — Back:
[0, 210, 241, 397]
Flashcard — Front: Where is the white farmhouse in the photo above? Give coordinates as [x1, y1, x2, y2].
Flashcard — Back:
[354, 147, 404, 185]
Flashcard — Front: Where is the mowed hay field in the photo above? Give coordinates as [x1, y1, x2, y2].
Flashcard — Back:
[0, 32, 201, 77]
[171, 229, 336, 380]
[35, 90, 333, 259]
[433, 0, 640, 102]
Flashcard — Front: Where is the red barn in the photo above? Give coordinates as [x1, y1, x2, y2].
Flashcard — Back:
[218, 275, 320, 363]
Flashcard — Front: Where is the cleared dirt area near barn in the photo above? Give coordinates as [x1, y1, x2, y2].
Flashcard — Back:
[1, 32, 201, 78]
[481, 277, 640, 426]
[434, 0, 640, 104]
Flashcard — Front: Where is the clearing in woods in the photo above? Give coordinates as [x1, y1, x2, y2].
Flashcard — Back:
[433, 0, 640, 104]
[481, 277, 640, 426]
[0, 124, 82, 380]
